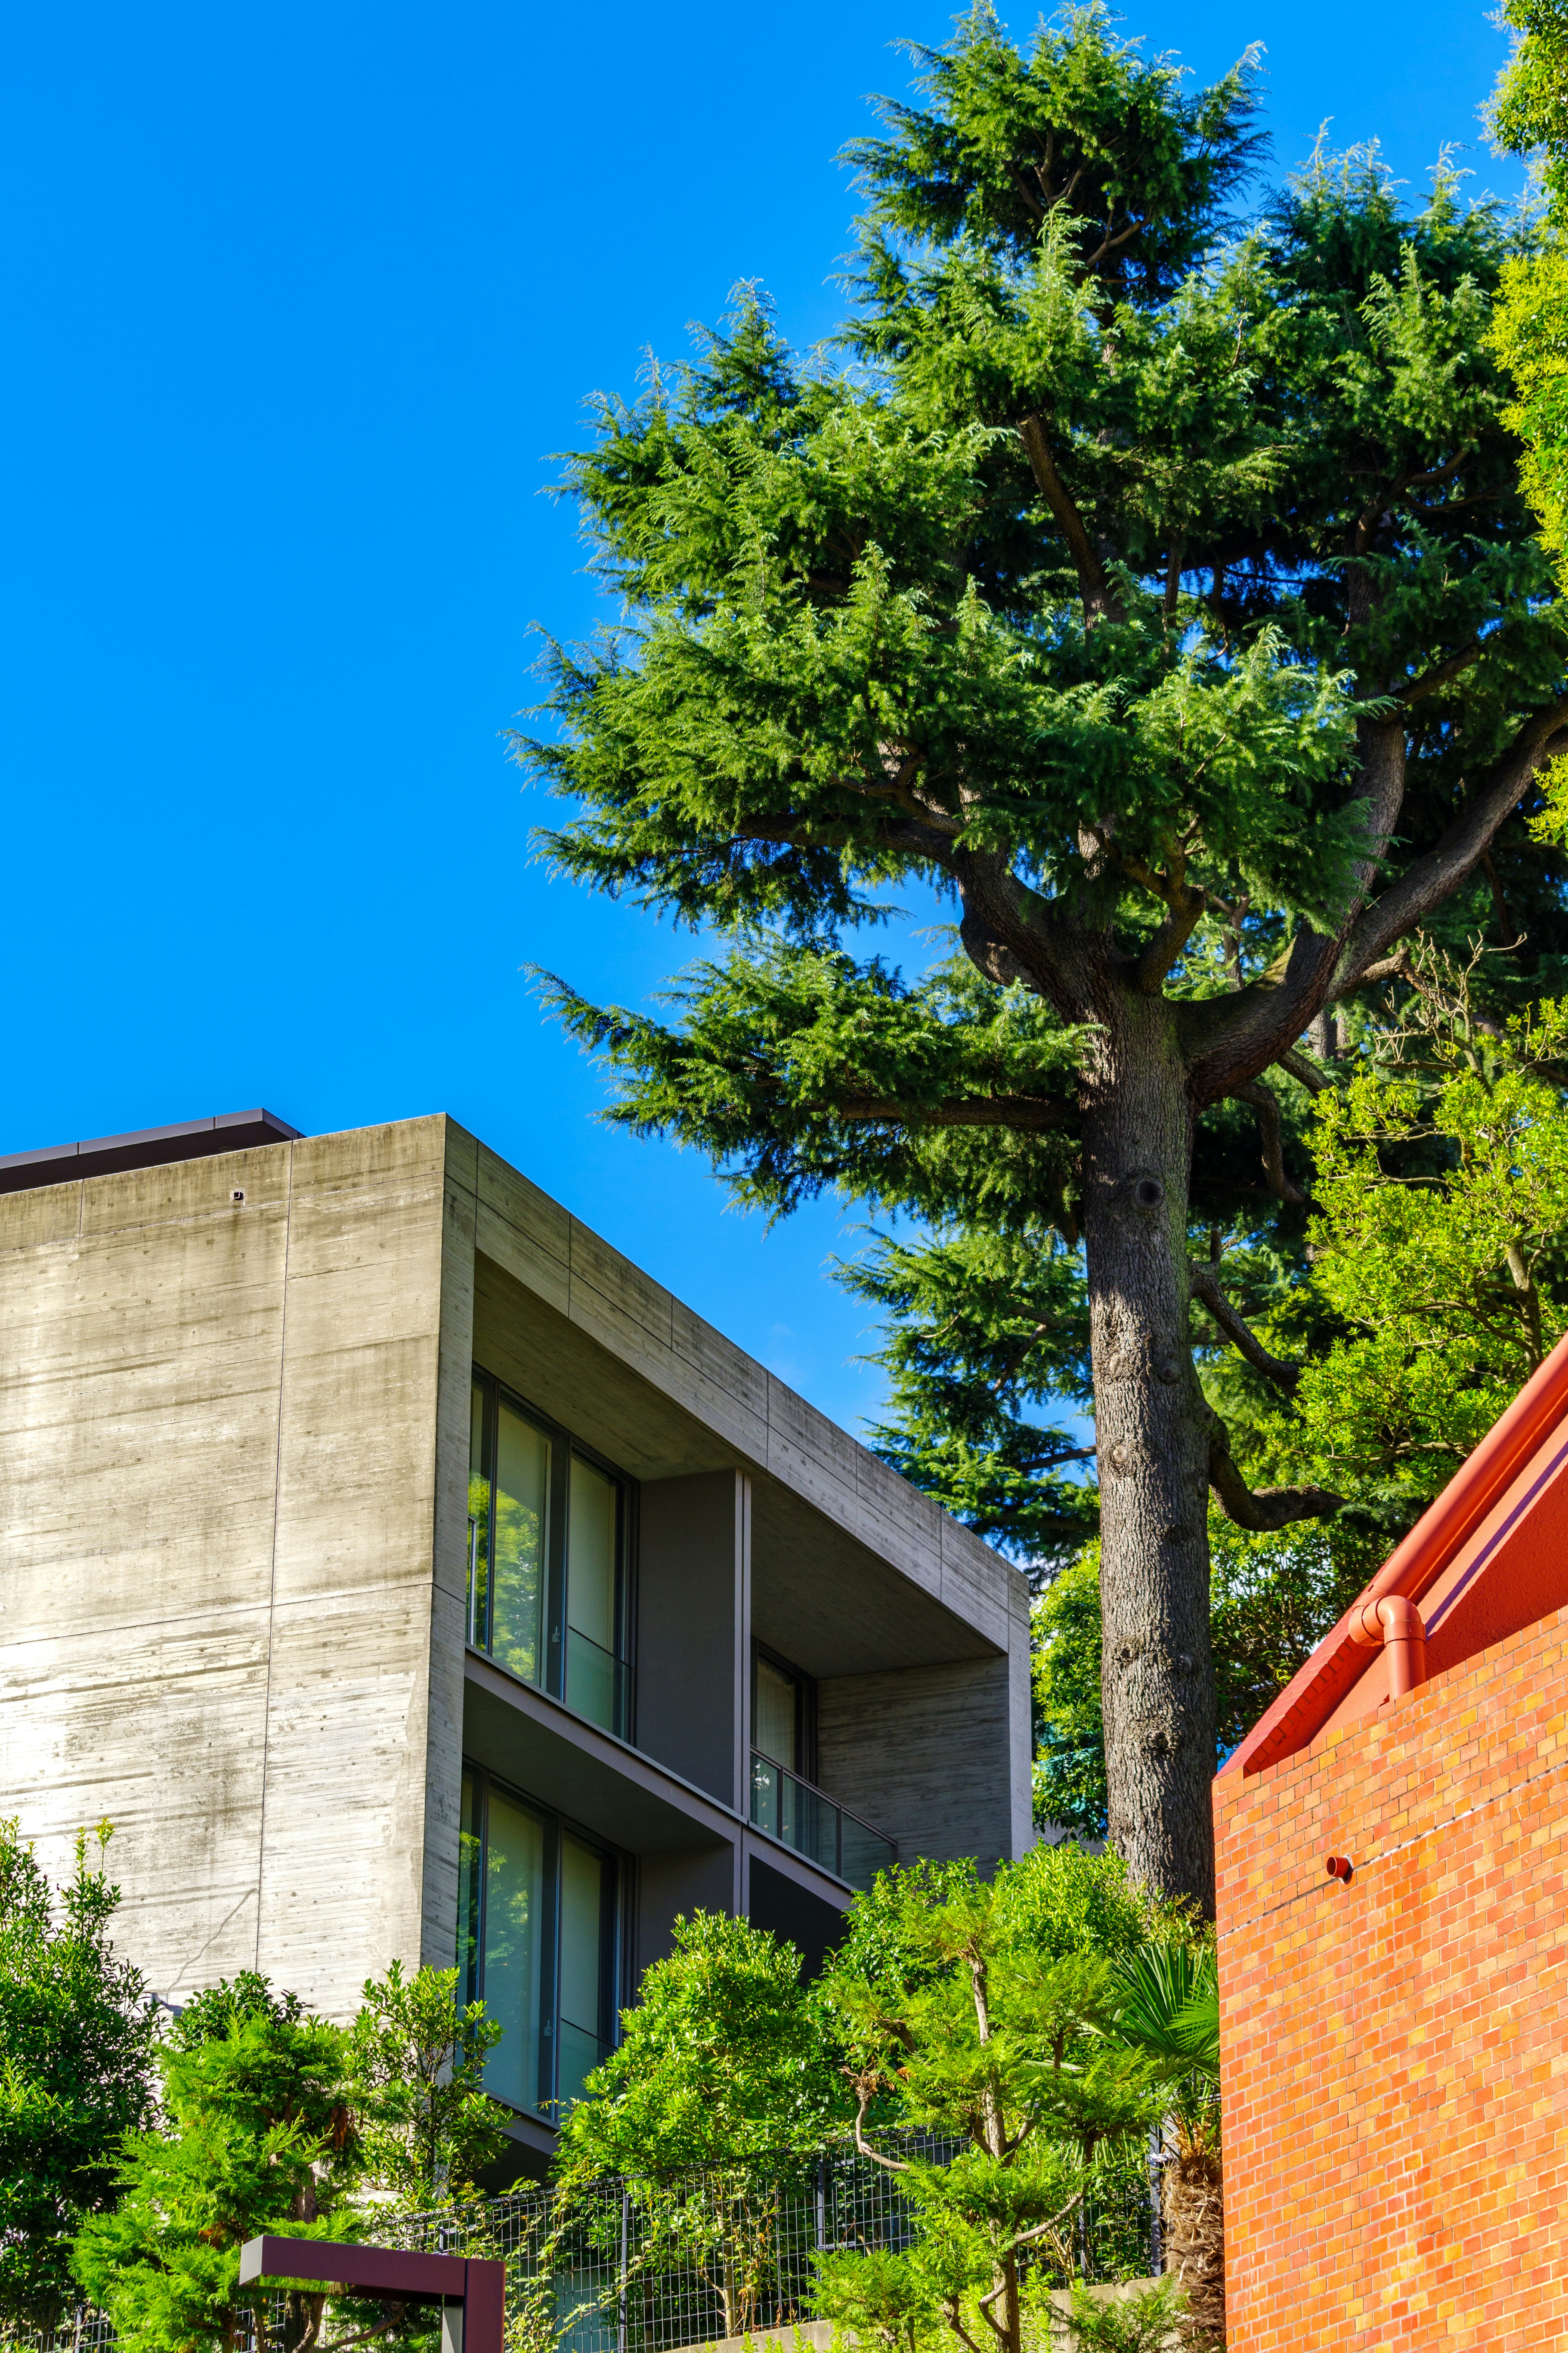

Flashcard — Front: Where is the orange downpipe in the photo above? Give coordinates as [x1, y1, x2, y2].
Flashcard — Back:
[1349, 1592, 1428, 1699]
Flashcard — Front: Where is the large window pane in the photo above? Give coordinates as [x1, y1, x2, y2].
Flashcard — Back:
[467, 1379, 490, 1649]
[483, 1789, 548, 2114]
[557, 1835, 611, 2112]
[457, 1769, 483, 2005]
[567, 1456, 618, 1649]
[566, 1455, 622, 1732]
[754, 1655, 798, 1770]
[492, 1403, 550, 1686]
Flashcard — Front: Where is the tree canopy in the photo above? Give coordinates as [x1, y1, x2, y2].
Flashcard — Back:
[0, 1822, 155, 2332]
[522, 2, 1568, 1910]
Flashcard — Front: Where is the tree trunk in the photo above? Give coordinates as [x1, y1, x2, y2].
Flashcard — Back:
[1082, 992, 1216, 1915]
[1163, 2145, 1225, 2346]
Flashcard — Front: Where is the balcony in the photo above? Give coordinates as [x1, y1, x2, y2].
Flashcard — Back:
[748, 1752, 896, 1892]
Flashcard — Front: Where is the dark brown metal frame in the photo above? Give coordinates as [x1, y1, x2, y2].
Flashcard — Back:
[237, 2237, 503, 2353]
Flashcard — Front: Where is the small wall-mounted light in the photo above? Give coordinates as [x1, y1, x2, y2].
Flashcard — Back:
[231, 1189, 245, 1204]
[1325, 1853, 1354, 1884]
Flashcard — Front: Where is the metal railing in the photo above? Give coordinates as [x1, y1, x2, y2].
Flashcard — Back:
[748, 1753, 895, 1890]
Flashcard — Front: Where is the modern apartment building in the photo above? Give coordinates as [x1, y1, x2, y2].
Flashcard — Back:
[0, 1111, 1032, 2170]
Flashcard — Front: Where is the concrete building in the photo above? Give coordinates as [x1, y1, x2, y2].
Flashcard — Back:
[0, 1109, 1031, 2169]
[1216, 1333, 1568, 2351]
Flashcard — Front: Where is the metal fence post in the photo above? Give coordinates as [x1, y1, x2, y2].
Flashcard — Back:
[1147, 2125, 1164, 2277]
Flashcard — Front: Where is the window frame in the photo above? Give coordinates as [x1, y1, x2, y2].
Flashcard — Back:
[468, 1364, 637, 1740]
[458, 1758, 628, 2125]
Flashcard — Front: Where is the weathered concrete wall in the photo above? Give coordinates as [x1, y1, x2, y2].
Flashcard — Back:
[0, 1120, 451, 2018]
[1216, 1600, 1568, 2352]
[817, 1639, 1033, 1869]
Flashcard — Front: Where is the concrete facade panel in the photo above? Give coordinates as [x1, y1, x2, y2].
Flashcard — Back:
[817, 1654, 1021, 1867]
[0, 1181, 81, 1250]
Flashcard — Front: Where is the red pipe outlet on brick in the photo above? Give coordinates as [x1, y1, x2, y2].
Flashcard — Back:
[1349, 1591, 1428, 1699]
[1325, 1853, 1354, 1882]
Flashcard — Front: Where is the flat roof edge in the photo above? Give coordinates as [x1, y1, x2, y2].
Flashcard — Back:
[0, 1111, 303, 1195]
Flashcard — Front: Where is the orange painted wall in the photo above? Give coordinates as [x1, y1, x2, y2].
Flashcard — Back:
[1215, 1600, 1568, 2352]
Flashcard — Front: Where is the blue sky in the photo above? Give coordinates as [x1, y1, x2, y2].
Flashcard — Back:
[1, 0, 1527, 1434]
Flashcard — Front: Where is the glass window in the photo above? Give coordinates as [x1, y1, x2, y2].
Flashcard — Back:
[482, 1786, 549, 2114]
[565, 1454, 625, 1735]
[467, 1381, 490, 1649]
[468, 1367, 632, 1738]
[557, 1834, 614, 2109]
[457, 1764, 621, 2122]
[457, 1768, 483, 2002]
[755, 1654, 800, 1771]
[493, 1401, 550, 1686]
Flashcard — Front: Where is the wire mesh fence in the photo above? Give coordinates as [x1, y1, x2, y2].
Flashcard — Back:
[14, 2132, 1156, 2353]
[393, 2130, 1158, 2353]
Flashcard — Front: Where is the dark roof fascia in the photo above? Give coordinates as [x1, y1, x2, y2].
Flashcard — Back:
[0, 1111, 302, 1197]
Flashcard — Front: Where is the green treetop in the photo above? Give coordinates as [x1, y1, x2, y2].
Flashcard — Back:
[74, 1974, 361, 2353]
[523, 5, 1568, 1913]
[810, 1846, 1181, 2353]
[0, 1821, 156, 2333]
[1490, 0, 1568, 590]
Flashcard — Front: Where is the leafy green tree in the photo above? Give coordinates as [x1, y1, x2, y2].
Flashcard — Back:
[345, 1961, 505, 2213]
[811, 1847, 1167, 2353]
[554, 1911, 844, 2186]
[74, 1975, 361, 2353]
[0, 1821, 155, 2332]
[1260, 962, 1568, 1511]
[552, 1914, 846, 2342]
[522, 4, 1568, 1911]
[1490, 0, 1568, 590]
[1032, 1519, 1373, 1837]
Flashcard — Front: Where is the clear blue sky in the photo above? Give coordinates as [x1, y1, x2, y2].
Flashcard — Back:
[0, 0, 1526, 1434]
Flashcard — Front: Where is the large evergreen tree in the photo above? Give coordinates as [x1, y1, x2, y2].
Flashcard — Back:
[522, 7, 1568, 1911]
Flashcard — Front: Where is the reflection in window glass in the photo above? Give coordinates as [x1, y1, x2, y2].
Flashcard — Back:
[482, 1787, 548, 2114]
[754, 1655, 799, 1771]
[457, 1769, 483, 2003]
[467, 1381, 490, 1649]
[492, 1403, 550, 1686]
[557, 1836, 612, 2112]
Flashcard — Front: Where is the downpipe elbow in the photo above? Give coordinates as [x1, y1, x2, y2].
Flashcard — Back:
[1348, 1591, 1428, 1700]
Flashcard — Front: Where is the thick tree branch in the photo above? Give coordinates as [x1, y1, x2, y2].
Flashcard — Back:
[1207, 1414, 1341, 1530]
[1228, 1079, 1306, 1203]
[1189, 1264, 1300, 1392]
[1393, 629, 1490, 705]
[1181, 720, 1408, 1102]
[1276, 1047, 1332, 1095]
[1331, 698, 1568, 997]
[1016, 415, 1121, 627]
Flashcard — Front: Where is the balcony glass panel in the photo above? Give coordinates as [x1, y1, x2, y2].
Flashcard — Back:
[749, 1752, 896, 1893]
[565, 1626, 628, 1737]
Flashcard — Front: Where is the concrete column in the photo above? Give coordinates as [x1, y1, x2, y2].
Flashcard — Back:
[634, 1470, 749, 1813]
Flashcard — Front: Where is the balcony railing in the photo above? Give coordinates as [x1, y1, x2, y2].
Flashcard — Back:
[748, 1752, 896, 1891]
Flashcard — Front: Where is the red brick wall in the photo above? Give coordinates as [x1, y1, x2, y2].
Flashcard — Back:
[1215, 1599, 1568, 2351]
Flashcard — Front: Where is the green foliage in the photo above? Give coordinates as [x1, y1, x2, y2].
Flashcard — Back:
[74, 1976, 360, 2353]
[809, 1846, 1172, 2353]
[1055, 2276, 1190, 2351]
[345, 1961, 505, 2212]
[552, 1912, 846, 2186]
[1490, 0, 1568, 588]
[1032, 1523, 1370, 1834]
[0, 1822, 155, 2331]
[1264, 970, 1568, 1517]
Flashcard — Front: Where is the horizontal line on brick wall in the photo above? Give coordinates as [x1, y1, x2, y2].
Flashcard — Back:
[1217, 1749, 1568, 1940]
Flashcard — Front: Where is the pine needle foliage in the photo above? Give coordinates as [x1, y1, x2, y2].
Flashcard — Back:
[520, 1, 1568, 1910]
